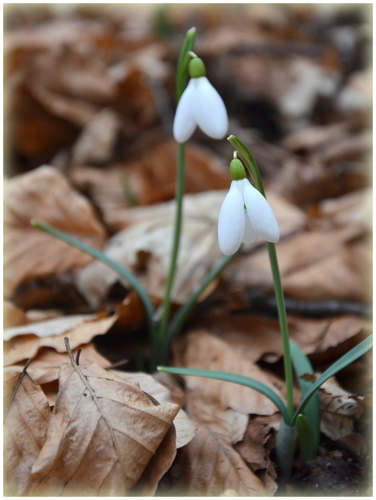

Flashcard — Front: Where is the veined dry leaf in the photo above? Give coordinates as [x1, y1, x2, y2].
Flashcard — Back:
[4, 365, 51, 496]
[112, 370, 196, 449]
[172, 329, 284, 416]
[71, 107, 122, 165]
[319, 377, 365, 441]
[3, 300, 27, 328]
[236, 414, 280, 474]
[227, 224, 368, 302]
[4, 313, 118, 366]
[318, 188, 372, 229]
[29, 357, 180, 496]
[170, 396, 269, 496]
[77, 189, 305, 307]
[9, 344, 111, 386]
[4, 165, 106, 297]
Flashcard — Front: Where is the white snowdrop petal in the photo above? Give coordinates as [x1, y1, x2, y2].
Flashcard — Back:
[173, 79, 197, 143]
[194, 77, 228, 139]
[218, 181, 245, 255]
[243, 180, 280, 243]
[242, 212, 259, 244]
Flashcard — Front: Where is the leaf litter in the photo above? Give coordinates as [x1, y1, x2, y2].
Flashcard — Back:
[4, 4, 372, 496]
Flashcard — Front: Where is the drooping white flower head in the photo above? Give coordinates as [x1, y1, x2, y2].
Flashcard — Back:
[173, 57, 228, 143]
[218, 159, 280, 256]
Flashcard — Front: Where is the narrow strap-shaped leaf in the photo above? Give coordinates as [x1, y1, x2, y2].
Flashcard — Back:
[296, 414, 316, 460]
[292, 335, 373, 424]
[290, 340, 320, 457]
[158, 366, 289, 422]
[31, 220, 155, 331]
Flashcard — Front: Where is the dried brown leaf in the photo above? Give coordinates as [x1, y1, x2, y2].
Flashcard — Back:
[319, 377, 365, 441]
[3, 300, 27, 328]
[227, 225, 368, 301]
[4, 365, 51, 496]
[111, 370, 196, 449]
[170, 396, 269, 496]
[29, 359, 179, 496]
[236, 414, 280, 473]
[4, 313, 118, 366]
[4, 166, 106, 297]
[71, 107, 122, 165]
[77, 189, 305, 307]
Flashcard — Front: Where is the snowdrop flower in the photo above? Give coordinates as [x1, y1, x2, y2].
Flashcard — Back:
[218, 159, 280, 256]
[173, 57, 228, 143]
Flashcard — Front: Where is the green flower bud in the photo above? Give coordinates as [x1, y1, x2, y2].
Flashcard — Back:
[188, 57, 206, 78]
[230, 159, 246, 180]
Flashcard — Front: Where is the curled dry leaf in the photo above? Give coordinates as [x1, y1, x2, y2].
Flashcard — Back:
[112, 370, 196, 449]
[69, 139, 231, 232]
[77, 188, 305, 308]
[71, 107, 122, 165]
[227, 224, 368, 302]
[170, 395, 270, 496]
[319, 377, 365, 441]
[4, 365, 51, 496]
[236, 414, 280, 474]
[29, 358, 180, 496]
[4, 313, 118, 366]
[4, 165, 106, 297]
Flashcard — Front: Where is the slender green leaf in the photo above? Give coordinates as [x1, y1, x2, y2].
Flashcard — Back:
[296, 414, 316, 460]
[176, 27, 196, 102]
[290, 340, 320, 457]
[292, 335, 373, 424]
[276, 420, 297, 485]
[158, 366, 289, 422]
[30, 220, 155, 331]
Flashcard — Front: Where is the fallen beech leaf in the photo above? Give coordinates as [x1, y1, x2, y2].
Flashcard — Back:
[132, 423, 177, 496]
[170, 396, 269, 496]
[318, 188, 372, 229]
[4, 165, 106, 297]
[3, 300, 27, 328]
[10, 344, 111, 386]
[4, 313, 118, 366]
[4, 365, 51, 496]
[172, 330, 284, 415]
[236, 414, 280, 474]
[77, 189, 305, 307]
[4, 313, 97, 341]
[227, 224, 368, 301]
[194, 309, 370, 371]
[29, 356, 180, 496]
[112, 370, 196, 449]
[319, 377, 364, 441]
[71, 107, 122, 165]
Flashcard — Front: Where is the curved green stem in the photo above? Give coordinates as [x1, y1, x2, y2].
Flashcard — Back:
[228, 135, 294, 422]
[157, 143, 186, 364]
[267, 242, 294, 422]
